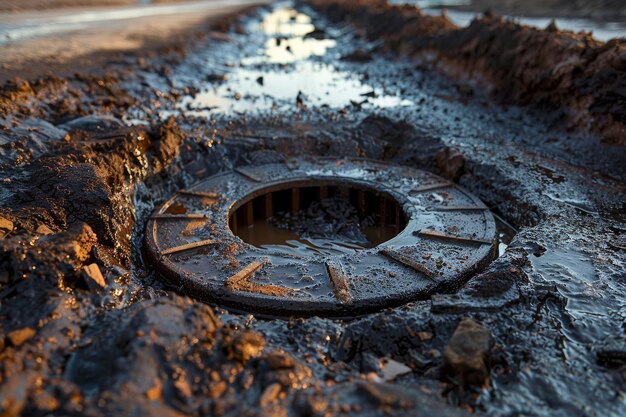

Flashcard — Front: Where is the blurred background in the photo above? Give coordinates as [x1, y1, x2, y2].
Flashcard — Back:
[0, 0, 625, 22]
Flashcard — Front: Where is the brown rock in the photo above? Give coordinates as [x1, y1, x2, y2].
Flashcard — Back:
[436, 147, 465, 181]
[264, 350, 296, 370]
[441, 317, 493, 388]
[7, 327, 36, 347]
[81, 263, 106, 291]
[208, 381, 227, 399]
[0, 216, 14, 239]
[228, 330, 265, 363]
[74, 225, 98, 262]
[174, 376, 192, 398]
[259, 383, 281, 407]
[146, 378, 162, 401]
[263, 351, 313, 389]
[36, 224, 54, 235]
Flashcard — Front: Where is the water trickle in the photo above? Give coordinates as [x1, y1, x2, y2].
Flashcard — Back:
[181, 5, 413, 115]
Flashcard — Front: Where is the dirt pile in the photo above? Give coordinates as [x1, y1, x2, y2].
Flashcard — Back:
[457, 0, 626, 21]
[305, 0, 626, 145]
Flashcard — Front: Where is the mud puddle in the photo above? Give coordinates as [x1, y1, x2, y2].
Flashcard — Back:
[528, 246, 625, 351]
[234, 193, 514, 257]
[177, 4, 413, 115]
[233, 193, 400, 255]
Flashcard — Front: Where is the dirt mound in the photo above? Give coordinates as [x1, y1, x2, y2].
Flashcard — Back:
[306, 0, 626, 145]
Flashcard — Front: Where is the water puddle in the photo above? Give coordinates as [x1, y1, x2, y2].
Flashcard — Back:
[180, 5, 413, 115]
[183, 62, 413, 114]
[494, 214, 516, 257]
[230, 185, 406, 256]
[528, 246, 625, 357]
[258, 7, 316, 37]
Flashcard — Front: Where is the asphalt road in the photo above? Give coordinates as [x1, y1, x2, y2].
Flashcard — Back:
[0, 0, 271, 82]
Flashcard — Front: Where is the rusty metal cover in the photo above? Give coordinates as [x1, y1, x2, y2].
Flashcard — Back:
[144, 157, 497, 317]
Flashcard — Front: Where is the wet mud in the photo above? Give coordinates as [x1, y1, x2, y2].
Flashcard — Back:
[306, 0, 626, 146]
[0, 1, 625, 416]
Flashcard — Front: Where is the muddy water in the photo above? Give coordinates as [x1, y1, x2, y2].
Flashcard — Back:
[528, 246, 623, 353]
[179, 5, 412, 115]
[231, 186, 403, 255]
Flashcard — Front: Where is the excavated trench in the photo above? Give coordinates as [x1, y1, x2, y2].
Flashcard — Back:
[0, 1, 624, 417]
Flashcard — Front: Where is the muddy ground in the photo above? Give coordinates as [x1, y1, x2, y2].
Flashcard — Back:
[448, 0, 626, 22]
[0, 1, 625, 416]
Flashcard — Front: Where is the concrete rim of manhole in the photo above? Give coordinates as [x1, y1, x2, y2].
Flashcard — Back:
[144, 157, 497, 317]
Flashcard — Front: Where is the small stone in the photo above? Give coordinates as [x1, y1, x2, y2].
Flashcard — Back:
[436, 147, 466, 181]
[264, 350, 296, 370]
[417, 331, 433, 341]
[81, 263, 106, 291]
[0, 216, 14, 239]
[36, 224, 54, 235]
[7, 327, 36, 347]
[296, 91, 306, 109]
[229, 330, 265, 363]
[483, 8, 495, 18]
[146, 378, 162, 401]
[546, 19, 559, 32]
[174, 376, 192, 398]
[209, 381, 227, 399]
[259, 383, 281, 407]
[441, 317, 493, 388]
[380, 358, 412, 381]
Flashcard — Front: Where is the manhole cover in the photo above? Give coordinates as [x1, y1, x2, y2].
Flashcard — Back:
[145, 158, 497, 316]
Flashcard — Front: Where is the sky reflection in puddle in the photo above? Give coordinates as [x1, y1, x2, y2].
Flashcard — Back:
[183, 61, 413, 114]
[182, 6, 413, 115]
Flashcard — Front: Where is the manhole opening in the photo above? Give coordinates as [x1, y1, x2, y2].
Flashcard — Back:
[229, 182, 408, 249]
[147, 159, 500, 315]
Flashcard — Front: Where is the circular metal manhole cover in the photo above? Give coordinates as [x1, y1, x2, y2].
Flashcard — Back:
[145, 158, 497, 317]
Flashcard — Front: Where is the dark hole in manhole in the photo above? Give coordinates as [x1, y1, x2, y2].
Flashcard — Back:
[229, 183, 408, 250]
